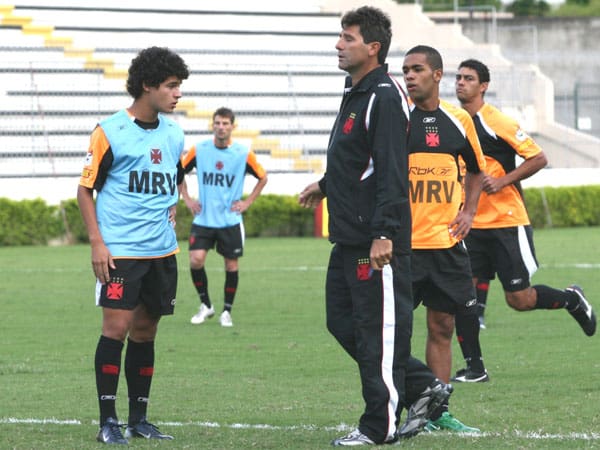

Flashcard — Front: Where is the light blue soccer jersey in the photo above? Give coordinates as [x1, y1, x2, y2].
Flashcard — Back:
[96, 110, 184, 257]
[193, 140, 250, 228]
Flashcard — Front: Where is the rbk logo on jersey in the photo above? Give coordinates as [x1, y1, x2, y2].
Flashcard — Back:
[216, 161, 224, 170]
[425, 126, 440, 147]
[343, 113, 356, 134]
[106, 277, 124, 300]
[356, 258, 372, 281]
[150, 148, 162, 164]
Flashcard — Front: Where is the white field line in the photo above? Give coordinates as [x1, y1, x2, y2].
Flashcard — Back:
[3, 263, 600, 274]
[2, 418, 600, 441]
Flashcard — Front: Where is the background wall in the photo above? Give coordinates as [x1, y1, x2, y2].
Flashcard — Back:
[433, 16, 600, 138]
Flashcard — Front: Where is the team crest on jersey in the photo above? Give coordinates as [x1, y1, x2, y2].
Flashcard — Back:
[356, 258, 372, 281]
[106, 277, 124, 301]
[216, 161, 224, 170]
[150, 148, 162, 164]
[515, 129, 529, 142]
[425, 125, 440, 147]
[343, 113, 356, 134]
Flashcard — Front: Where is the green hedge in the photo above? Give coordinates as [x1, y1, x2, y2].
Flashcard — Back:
[174, 194, 314, 239]
[0, 194, 314, 246]
[523, 185, 600, 228]
[2, 186, 599, 245]
[0, 198, 64, 245]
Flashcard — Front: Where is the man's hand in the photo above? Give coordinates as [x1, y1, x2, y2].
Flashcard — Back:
[184, 197, 202, 215]
[481, 173, 505, 195]
[168, 205, 177, 227]
[91, 241, 115, 284]
[298, 182, 325, 209]
[448, 209, 475, 240]
[370, 238, 393, 271]
[231, 199, 250, 214]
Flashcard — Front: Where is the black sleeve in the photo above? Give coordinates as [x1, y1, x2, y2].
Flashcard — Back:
[318, 174, 327, 196]
[459, 140, 482, 174]
[176, 160, 185, 185]
[93, 147, 114, 192]
[368, 87, 410, 240]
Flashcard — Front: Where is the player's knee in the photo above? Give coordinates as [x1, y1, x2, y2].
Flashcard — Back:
[505, 291, 534, 311]
[189, 255, 205, 269]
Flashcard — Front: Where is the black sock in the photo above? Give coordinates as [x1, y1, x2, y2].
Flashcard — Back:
[455, 311, 485, 373]
[224, 271, 238, 312]
[534, 284, 575, 310]
[191, 267, 211, 308]
[476, 280, 490, 318]
[95, 335, 124, 426]
[125, 339, 155, 426]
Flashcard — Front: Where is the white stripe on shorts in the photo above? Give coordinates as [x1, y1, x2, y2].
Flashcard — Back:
[517, 225, 538, 279]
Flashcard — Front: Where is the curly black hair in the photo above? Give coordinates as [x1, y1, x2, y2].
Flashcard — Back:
[126, 47, 190, 99]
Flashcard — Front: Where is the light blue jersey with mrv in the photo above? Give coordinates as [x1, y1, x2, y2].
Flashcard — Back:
[91, 110, 185, 257]
[182, 140, 265, 229]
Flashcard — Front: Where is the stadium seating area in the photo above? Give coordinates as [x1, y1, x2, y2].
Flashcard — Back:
[0, 2, 343, 176]
[1, 0, 599, 180]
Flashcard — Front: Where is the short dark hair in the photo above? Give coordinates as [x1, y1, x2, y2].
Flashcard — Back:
[405, 45, 443, 72]
[213, 107, 235, 124]
[458, 59, 490, 83]
[341, 6, 392, 64]
[126, 47, 189, 99]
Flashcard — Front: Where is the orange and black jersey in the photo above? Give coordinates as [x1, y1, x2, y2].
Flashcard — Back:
[471, 103, 542, 229]
[408, 100, 485, 249]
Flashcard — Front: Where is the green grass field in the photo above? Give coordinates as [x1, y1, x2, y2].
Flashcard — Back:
[1, 227, 599, 449]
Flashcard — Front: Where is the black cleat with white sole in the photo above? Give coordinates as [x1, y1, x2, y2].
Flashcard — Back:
[96, 417, 128, 445]
[452, 368, 490, 383]
[566, 285, 596, 336]
[125, 418, 173, 440]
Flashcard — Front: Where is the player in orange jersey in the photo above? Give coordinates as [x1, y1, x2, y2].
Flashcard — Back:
[455, 59, 596, 356]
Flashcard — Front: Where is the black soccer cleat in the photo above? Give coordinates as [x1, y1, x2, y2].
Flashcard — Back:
[96, 417, 128, 445]
[398, 379, 453, 439]
[451, 367, 490, 383]
[566, 285, 596, 336]
[125, 418, 173, 440]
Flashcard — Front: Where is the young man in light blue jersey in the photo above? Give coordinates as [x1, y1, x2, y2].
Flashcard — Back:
[181, 107, 268, 327]
[78, 46, 189, 445]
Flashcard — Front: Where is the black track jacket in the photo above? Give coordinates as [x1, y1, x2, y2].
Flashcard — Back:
[319, 64, 411, 254]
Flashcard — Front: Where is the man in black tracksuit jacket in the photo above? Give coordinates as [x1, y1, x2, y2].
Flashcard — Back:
[322, 65, 413, 444]
[299, 7, 450, 446]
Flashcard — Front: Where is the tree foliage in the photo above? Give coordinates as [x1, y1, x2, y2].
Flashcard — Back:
[506, 0, 550, 15]
[394, 0, 600, 16]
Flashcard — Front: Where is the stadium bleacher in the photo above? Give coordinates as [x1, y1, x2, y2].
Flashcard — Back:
[1, 0, 599, 187]
[0, 2, 346, 176]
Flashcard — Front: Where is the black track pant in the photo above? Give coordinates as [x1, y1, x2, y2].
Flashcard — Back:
[325, 243, 413, 444]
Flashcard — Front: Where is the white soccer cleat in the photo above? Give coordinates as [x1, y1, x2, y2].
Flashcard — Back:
[219, 310, 233, 327]
[190, 304, 215, 324]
